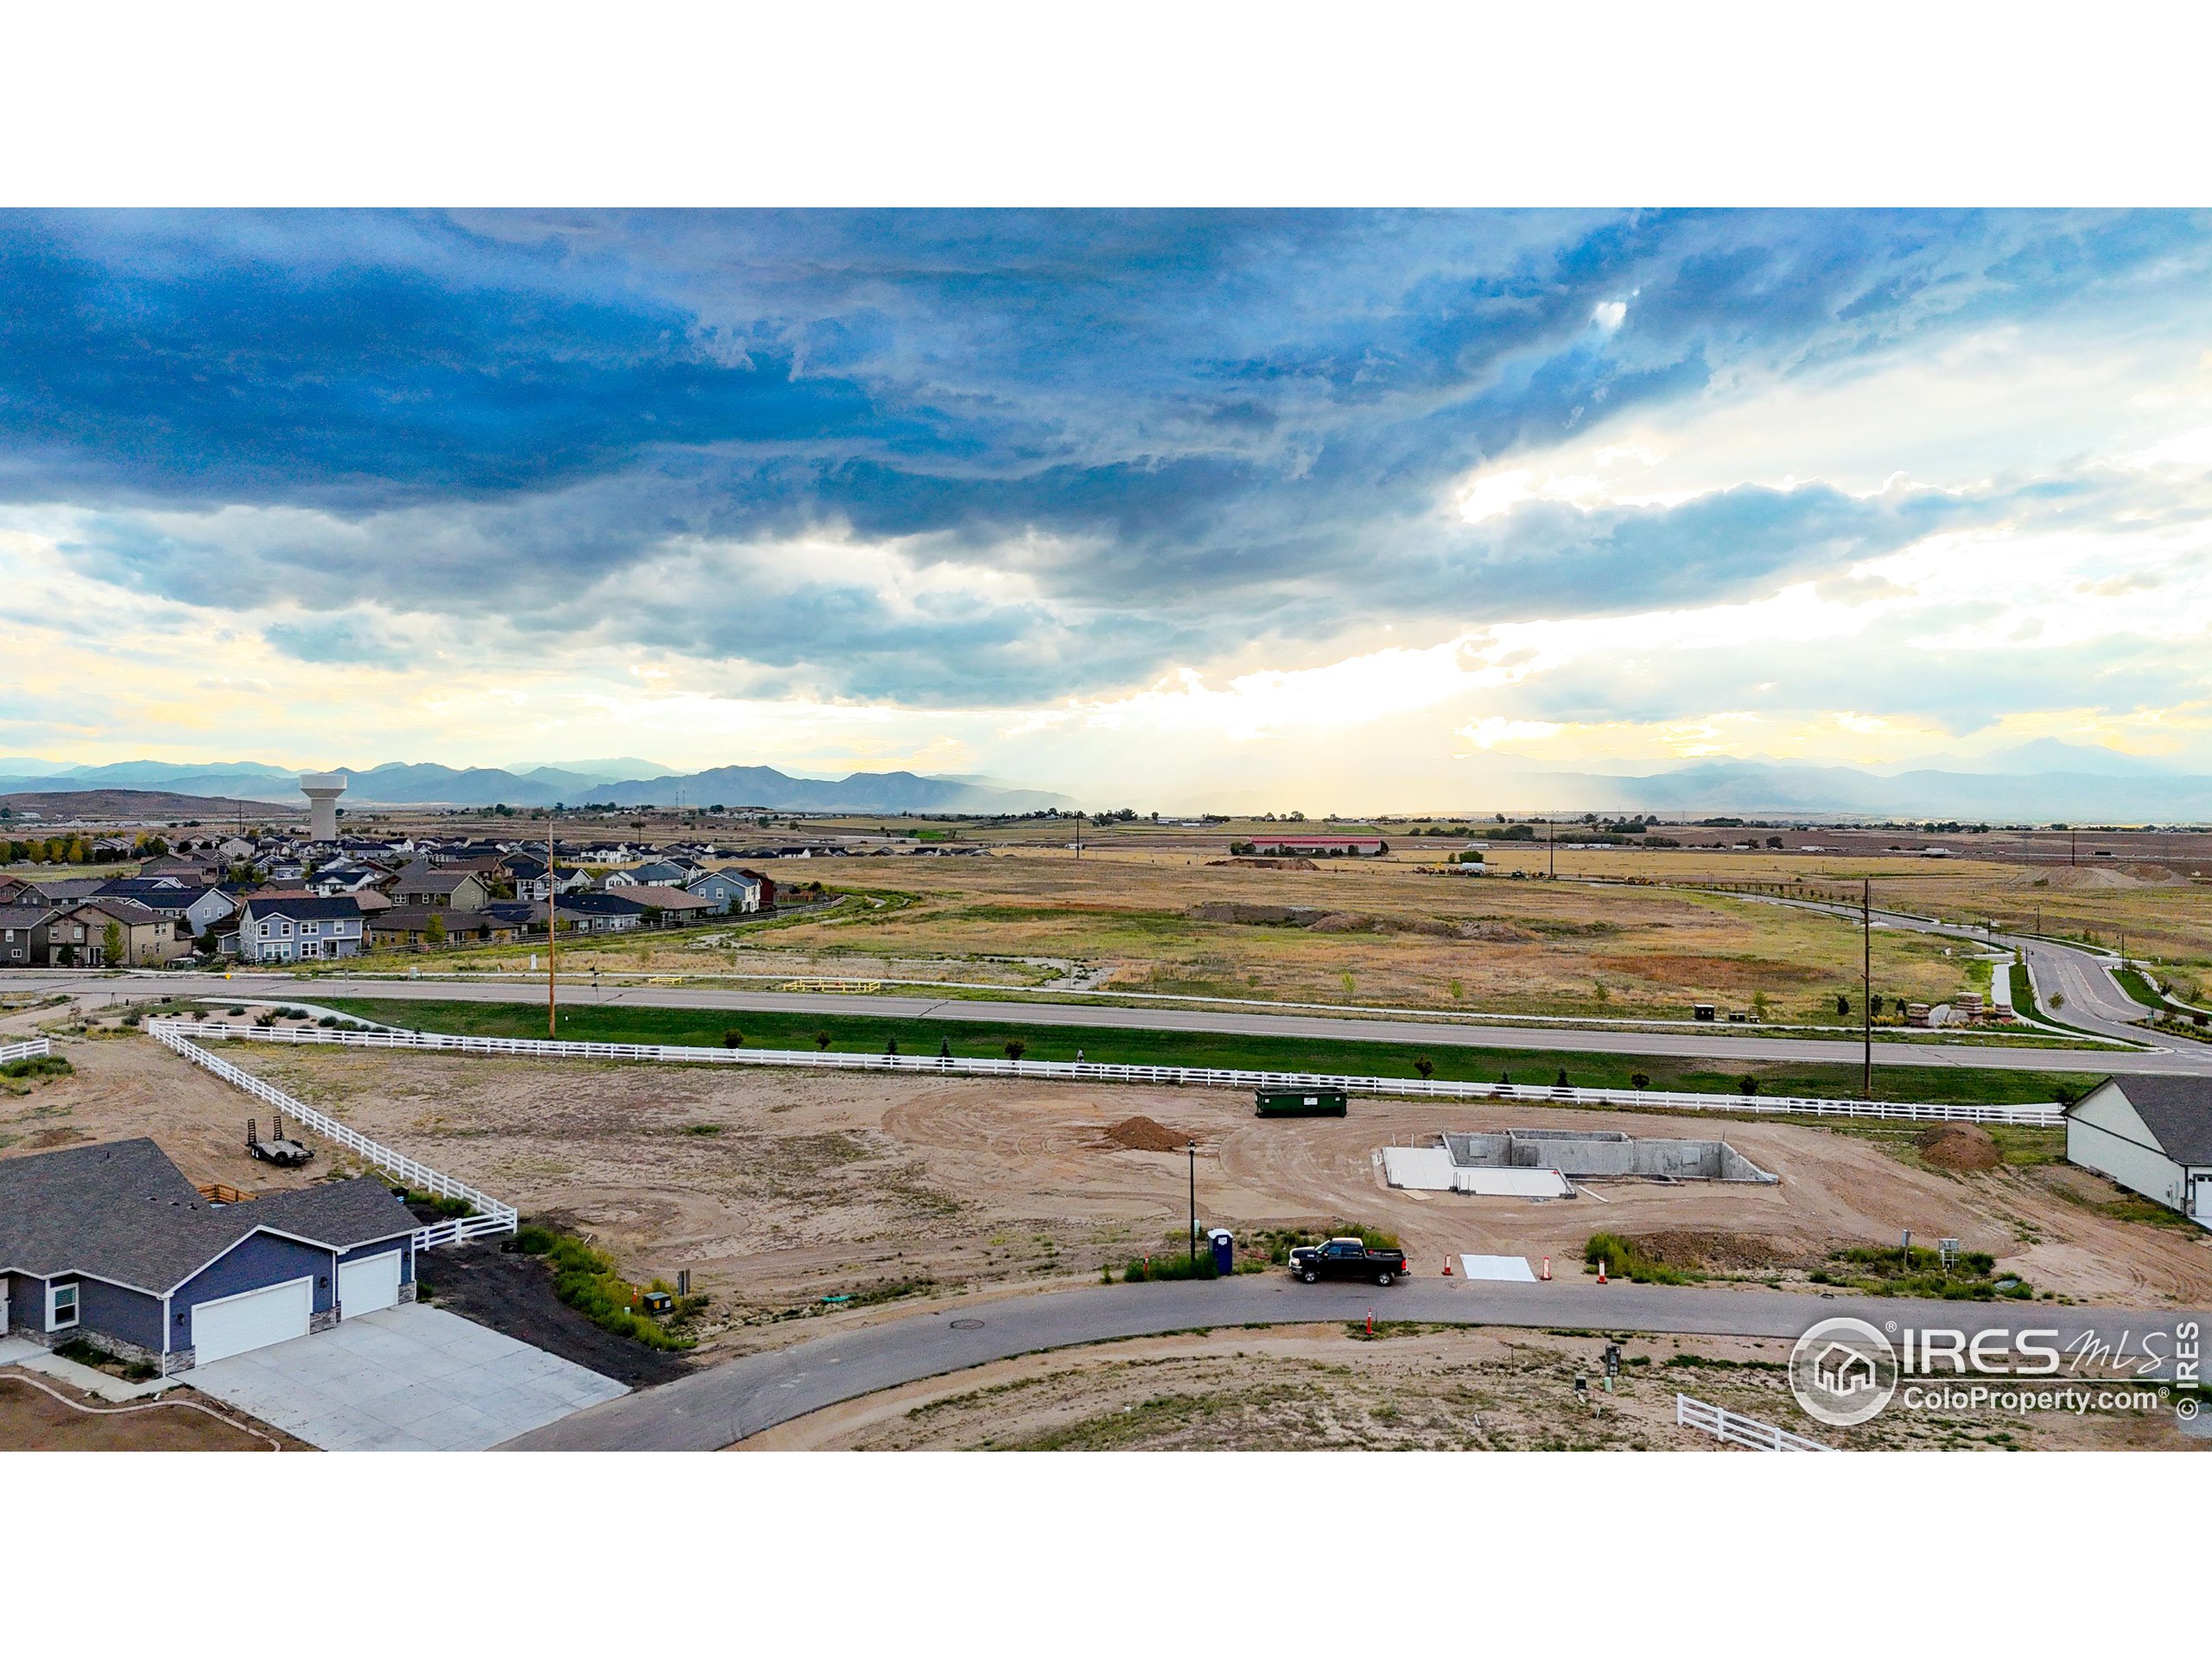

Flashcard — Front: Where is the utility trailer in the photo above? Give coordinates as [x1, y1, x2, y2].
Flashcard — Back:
[1254, 1086, 1348, 1118]
[245, 1113, 314, 1168]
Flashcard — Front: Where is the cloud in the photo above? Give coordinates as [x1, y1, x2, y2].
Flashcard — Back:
[9, 209, 2212, 785]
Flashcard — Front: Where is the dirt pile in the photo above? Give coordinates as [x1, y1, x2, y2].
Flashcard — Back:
[1188, 902, 1325, 926]
[1918, 1123, 2002, 1172]
[1102, 1116, 1197, 1153]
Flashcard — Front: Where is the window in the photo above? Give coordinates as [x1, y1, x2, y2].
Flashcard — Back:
[258, 922, 270, 937]
[48, 1282, 79, 1331]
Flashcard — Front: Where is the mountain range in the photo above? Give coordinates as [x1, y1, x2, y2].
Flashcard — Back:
[0, 758, 1077, 815]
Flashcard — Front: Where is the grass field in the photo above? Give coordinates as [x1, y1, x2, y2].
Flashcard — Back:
[314, 995, 2099, 1106]
[320, 847, 1986, 1027]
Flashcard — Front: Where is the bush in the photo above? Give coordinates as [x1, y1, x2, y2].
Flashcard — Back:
[511, 1224, 557, 1255]
[721, 1028, 744, 1048]
[813, 1031, 832, 1051]
[1629, 1071, 1650, 1090]
[537, 1230, 695, 1349]
[1414, 1057, 1434, 1079]
[318, 1015, 339, 1027]
[1738, 1076, 1759, 1096]
[1004, 1039, 1027, 1061]
[1, 1054, 72, 1080]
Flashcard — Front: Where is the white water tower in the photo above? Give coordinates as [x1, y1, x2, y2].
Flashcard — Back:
[300, 772, 346, 842]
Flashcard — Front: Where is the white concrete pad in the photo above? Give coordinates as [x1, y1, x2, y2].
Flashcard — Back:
[1381, 1146, 1458, 1190]
[1452, 1167, 1574, 1198]
[1459, 1255, 1539, 1282]
[189, 1303, 627, 1451]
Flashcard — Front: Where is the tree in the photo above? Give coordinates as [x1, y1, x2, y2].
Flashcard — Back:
[1554, 1068, 1570, 1089]
[1414, 1057, 1434, 1079]
[814, 1030, 833, 1051]
[1738, 1076, 1760, 1096]
[1836, 994, 1851, 1017]
[101, 920, 124, 965]
[1630, 1072, 1651, 1091]
[425, 912, 447, 946]
[1004, 1039, 1027, 1061]
[885, 1037, 899, 1055]
[722, 1028, 745, 1048]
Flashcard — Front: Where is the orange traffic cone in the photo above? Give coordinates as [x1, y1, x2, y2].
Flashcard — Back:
[1541, 1256, 1551, 1281]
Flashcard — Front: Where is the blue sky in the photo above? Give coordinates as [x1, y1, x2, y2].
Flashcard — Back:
[6, 208, 2212, 806]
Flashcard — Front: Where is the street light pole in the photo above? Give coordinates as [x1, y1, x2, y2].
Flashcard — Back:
[546, 823, 557, 1039]
[1187, 1142, 1198, 1268]
[1861, 877, 1872, 1101]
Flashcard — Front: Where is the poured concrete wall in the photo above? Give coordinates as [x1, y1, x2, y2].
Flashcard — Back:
[1444, 1128, 1776, 1183]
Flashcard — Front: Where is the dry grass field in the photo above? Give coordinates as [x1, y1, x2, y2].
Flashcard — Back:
[387, 846, 1985, 1025]
[737, 1324, 2193, 1452]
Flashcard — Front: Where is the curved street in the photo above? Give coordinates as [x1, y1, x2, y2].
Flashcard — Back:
[498, 1274, 2211, 1450]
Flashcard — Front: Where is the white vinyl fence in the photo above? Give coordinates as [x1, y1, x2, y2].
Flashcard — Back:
[149, 1019, 2066, 1125]
[0, 1037, 53, 1066]
[1675, 1393, 1833, 1452]
[149, 1022, 516, 1249]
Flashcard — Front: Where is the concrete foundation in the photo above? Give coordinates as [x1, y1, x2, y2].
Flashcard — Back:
[1443, 1127, 1777, 1184]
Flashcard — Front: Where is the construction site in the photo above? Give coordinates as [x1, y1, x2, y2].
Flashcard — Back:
[1382, 1127, 1778, 1198]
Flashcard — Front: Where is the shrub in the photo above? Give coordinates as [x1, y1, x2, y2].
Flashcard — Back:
[1738, 1076, 1759, 1096]
[1414, 1057, 1434, 1079]
[813, 1031, 833, 1051]
[511, 1224, 557, 1255]
[721, 1028, 744, 1048]
[318, 1015, 339, 1027]
[1629, 1071, 1651, 1090]
[1004, 1039, 1027, 1061]
[1584, 1232, 1700, 1285]
[1121, 1252, 1218, 1282]
[542, 1232, 696, 1350]
[1554, 1067, 1571, 1089]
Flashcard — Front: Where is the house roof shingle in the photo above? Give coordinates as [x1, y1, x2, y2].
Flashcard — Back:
[0, 1138, 418, 1294]
[2102, 1075, 2212, 1165]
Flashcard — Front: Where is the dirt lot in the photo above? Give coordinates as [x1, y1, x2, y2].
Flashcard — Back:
[0, 1012, 366, 1195]
[734, 1324, 2196, 1452]
[207, 1039, 2212, 1357]
[0, 1369, 306, 1451]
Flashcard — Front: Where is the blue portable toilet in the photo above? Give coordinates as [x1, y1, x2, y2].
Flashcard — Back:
[1207, 1227, 1236, 1274]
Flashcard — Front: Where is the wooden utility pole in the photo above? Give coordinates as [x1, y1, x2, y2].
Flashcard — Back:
[1548, 813, 1556, 879]
[1861, 877, 1873, 1100]
[546, 823, 557, 1038]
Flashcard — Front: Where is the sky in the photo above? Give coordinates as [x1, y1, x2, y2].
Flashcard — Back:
[6, 207, 2212, 810]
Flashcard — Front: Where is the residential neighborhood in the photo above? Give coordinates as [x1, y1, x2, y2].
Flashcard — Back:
[0, 824, 787, 967]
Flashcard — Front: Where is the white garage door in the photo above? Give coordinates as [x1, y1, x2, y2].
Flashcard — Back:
[191, 1277, 312, 1364]
[338, 1250, 402, 1319]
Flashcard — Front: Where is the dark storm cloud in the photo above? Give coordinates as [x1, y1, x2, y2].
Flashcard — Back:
[6, 208, 2208, 702]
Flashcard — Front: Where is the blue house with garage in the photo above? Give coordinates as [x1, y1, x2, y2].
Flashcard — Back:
[0, 1138, 421, 1374]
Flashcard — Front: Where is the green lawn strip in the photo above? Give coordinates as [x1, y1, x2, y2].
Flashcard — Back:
[2113, 966, 2165, 1011]
[312, 996, 2094, 1107]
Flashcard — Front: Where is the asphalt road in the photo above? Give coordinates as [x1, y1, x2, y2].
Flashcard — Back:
[497, 1275, 2210, 1450]
[1739, 894, 2159, 1044]
[16, 968, 2205, 1075]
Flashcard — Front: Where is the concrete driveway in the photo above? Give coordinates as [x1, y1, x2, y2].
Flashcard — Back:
[189, 1303, 626, 1450]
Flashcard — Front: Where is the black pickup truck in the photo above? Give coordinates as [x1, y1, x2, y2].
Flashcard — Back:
[1288, 1237, 1408, 1285]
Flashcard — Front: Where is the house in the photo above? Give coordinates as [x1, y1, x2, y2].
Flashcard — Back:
[238, 895, 367, 963]
[96, 877, 231, 940]
[56, 898, 191, 966]
[503, 856, 592, 901]
[2065, 1076, 2212, 1224]
[613, 857, 704, 888]
[554, 892, 644, 933]
[684, 868, 762, 915]
[603, 884, 715, 924]
[390, 862, 492, 910]
[307, 866, 386, 899]
[0, 904, 55, 968]
[0, 1137, 418, 1373]
[367, 907, 522, 949]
